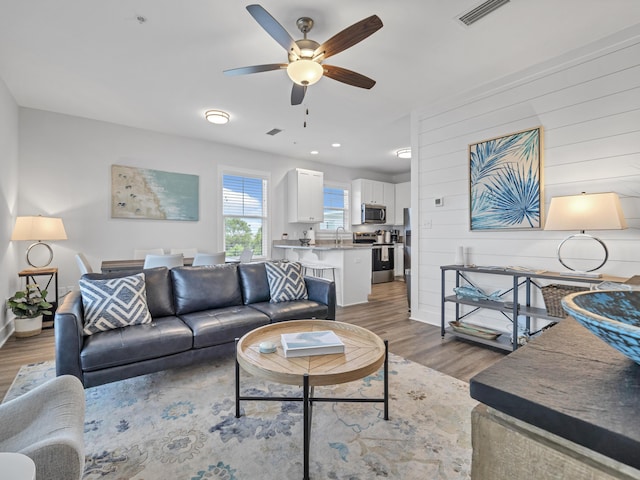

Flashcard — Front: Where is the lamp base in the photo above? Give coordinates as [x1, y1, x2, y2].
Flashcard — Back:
[25, 242, 53, 268]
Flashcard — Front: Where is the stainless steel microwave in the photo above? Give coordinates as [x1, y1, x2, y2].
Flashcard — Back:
[361, 203, 386, 224]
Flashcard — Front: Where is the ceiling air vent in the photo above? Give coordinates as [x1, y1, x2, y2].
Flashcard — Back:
[458, 0, 510, 26]
[266, 128, 282, 136]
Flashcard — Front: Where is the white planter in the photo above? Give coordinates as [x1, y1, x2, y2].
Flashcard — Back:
[14, 315, 43, 338]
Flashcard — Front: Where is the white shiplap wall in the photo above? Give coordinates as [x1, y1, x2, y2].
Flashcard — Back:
[411, 25, 640, 333]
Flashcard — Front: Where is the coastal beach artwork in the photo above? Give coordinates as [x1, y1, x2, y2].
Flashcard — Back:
[111, 165, 199, 220]
[469, 126, 543, 231]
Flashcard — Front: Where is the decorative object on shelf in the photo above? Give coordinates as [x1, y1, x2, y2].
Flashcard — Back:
[453, 285, 502, 302]
[448, 321, 502, 340]
[11, 215, 67, 268]
[7, 284, 53, 337]
[469, 126, 543, 231]
[454, 246, 465, 266]
[111, 164, 199, 221]
[544, 192, 627, 275]
[561, 290, 640, 365]
[541, 284, 589, 318]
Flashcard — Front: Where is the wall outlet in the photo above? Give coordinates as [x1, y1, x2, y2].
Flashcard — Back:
[434, 197, 444, 207]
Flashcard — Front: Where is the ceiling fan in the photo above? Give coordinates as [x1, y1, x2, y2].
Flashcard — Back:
[224, 4, 383, 105]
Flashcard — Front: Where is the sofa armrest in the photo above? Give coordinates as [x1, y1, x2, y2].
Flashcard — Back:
[304, 277, 336, 320]
[54, 291, 86, 385]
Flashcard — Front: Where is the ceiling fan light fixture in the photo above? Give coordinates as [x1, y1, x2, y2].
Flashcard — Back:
[396, 148, 411, 159]
[287, 59, 323, 86]
[205, 110, 230, 124]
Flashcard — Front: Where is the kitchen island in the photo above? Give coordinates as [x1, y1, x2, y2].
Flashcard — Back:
[272, 243, 372, 307]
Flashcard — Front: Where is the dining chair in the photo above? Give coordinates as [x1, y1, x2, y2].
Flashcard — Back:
[133, 248, 164, 260]
[170, 248, 198, 258]
[75, 253, 93, 275]
[192, 251, 225, 266]
[143, 253, 184, 269]
[239, 248, 253, 263]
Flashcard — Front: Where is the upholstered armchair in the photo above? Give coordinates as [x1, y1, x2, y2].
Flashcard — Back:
[0, 375, 85, 480]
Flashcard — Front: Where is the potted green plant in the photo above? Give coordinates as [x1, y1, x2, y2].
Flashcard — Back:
[7, 284, 53, 337]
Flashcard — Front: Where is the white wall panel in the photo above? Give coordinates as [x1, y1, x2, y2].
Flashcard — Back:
[411, 27, 640, 334]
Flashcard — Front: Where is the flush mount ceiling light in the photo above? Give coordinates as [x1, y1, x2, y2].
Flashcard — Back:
[205, 110, 230, 124]
[310, 150, 319, 155]
[331, 143, 341, 148]
[396, 148, 411, 159]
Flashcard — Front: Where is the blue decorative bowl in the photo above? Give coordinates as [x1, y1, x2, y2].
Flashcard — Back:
[562, 291, 640, 364]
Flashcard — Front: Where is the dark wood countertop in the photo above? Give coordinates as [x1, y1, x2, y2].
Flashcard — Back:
[470, 317, 640, 470]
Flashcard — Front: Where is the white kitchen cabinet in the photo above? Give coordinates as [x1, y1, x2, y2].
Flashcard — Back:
[351, 179, 396, 225]
[394, 181, 410, 224]
[383, 182, 395, 225]
[288, 168, 324, 223]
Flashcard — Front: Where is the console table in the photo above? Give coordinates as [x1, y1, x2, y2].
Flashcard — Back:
[440, 265, 627, 351]
[469, 317, 640, 479]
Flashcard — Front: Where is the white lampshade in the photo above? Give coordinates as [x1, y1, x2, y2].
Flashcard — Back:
[544, 192, 627, 232]
[286, 59, 323, 86]
[11, 216, 68, 241]
[11, 215, 67, 268]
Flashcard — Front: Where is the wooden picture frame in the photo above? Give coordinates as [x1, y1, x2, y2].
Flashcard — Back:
[468, 126, 544, 231]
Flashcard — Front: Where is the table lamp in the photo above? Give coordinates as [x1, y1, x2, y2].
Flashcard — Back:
[11, 215, 68, 268]
[544, 192, 627, 276]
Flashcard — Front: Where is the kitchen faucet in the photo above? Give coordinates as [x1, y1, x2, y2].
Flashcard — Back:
[335, 226, 346, 246]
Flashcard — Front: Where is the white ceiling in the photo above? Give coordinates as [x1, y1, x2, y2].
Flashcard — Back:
[1, 1, 639, 175]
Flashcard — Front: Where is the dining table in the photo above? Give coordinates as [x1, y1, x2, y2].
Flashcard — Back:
[100, 258, 195, 274]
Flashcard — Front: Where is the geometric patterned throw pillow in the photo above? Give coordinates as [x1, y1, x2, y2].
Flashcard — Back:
[79, 273, 152, 336]
[265, 261, 308, 303]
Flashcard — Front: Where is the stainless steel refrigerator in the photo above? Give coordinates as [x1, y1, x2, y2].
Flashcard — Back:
[403, 208, 411, 310]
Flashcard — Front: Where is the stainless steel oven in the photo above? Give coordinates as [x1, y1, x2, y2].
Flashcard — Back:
[372, 244, 394, 284]
[353, 232, 395, 284]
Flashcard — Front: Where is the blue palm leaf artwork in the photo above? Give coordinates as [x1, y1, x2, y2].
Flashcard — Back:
[469, 127, 543, 230]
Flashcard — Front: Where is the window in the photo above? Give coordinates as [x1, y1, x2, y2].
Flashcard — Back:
[321, 184, 350, 231]
[222, 171, 268, 258]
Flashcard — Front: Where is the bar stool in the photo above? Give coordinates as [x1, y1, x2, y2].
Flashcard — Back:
[301, 262, 336, 282]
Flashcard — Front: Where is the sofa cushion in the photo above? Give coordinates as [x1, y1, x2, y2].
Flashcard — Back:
[250, 300, 328, 323]
[80, 316, 193, 371]
[82, 267, 175, 318]
[171, 264, 243, 315]
[238, 262, 271, 305]
[265, 261, 308, 303]
[79, 273, 152, 335]
[179, 306, 270, 348]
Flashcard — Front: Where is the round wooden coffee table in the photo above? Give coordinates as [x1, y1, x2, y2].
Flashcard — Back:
[235, 319, 389, 480]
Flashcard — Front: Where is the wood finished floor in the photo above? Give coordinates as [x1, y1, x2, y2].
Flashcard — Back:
[0, 280, 506, 400]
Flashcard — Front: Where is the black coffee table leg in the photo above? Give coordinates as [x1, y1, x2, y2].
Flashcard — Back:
[303, 373, 310, 480]
[235, 338, 240, 418]
[384, 339, 389, 420]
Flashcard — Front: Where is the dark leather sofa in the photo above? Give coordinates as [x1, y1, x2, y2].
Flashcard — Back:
[55, 262, 336, 388]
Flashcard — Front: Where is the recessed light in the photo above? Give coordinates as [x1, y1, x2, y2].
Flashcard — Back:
[310, 150, 319, 155]
[396, 148, 411, 159]
[205, 110, 230, 124]
[331, 143, 341, 148]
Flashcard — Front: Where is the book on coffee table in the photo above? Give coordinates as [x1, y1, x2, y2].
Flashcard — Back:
[281, 330, 345, 358]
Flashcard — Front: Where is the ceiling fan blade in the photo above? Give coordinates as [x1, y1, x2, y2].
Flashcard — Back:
[323, 65, 376, 89]
[223, 64, 287, 76]
[291, 84, 307, 105]
[313, 15, 383, 61]
[246, 4, 301, 59]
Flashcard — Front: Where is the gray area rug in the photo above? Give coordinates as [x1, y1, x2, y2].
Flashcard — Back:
[5, 354, 476, 479]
